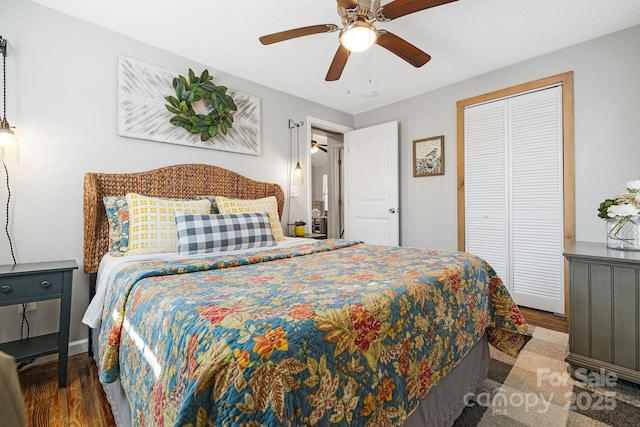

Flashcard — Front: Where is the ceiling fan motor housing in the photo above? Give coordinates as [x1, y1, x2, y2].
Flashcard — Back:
[339, 0, 385, 26]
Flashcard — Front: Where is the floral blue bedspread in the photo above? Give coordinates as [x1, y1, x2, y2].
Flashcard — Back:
[98, 239, 531, 426]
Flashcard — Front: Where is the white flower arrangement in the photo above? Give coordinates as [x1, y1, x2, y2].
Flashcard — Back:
[599, 179, 640, 248]
[598, 179, 640, 219]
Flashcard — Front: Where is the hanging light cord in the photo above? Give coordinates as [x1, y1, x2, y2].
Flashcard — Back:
[7, 165, 32, 371]
[2, 145, 30, 370]
[1, 39, 15, 261]
[286, 122, 293, 225]
[2, 38, 6, 123]
[1, 39, 16, 265]
[2, 153, 15, 263]
[296, 124, 300, 163]
[1, 38, 15, 266]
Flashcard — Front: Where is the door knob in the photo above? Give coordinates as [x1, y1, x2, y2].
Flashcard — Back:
[389, 208, 397, 214]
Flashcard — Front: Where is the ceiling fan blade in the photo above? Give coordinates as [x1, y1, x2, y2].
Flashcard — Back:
[381, 0, 457, 21]
[336, 0, 359, 9]
[376, 31, 431, 67]
[259, 24, 338, 45]
[319, 146, 328, 153]
[325, 45, 351, 81]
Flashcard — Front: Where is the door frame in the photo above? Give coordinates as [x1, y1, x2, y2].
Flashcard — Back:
[456, 71, 575, 316]
[328, 143, 344, 238]
[306, 117, 353, 233]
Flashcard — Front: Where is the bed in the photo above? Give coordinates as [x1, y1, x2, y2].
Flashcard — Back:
[82, 163, 532, 427]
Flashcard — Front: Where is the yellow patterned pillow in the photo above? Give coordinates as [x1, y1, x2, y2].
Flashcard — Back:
[125, 193, 211, 255]
[216, 195, 284, 241]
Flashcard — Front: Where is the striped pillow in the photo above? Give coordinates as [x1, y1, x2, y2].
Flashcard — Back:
[175, 211, 275, 254]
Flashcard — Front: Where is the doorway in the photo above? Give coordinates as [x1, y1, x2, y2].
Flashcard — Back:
[305, 118, 400, 245]
[310, 128, 344, 239]
[305, 117, 352, 239]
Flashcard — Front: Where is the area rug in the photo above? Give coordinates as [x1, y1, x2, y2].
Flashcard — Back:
[454, 326, 640, 426]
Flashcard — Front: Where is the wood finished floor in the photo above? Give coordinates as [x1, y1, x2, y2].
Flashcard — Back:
[17, 308, 565, 426]
[19, 353, 115, 427]
[519, 306, 568, 333]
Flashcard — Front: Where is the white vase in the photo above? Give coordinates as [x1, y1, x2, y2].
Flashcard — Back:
[606, 215, 640, 250]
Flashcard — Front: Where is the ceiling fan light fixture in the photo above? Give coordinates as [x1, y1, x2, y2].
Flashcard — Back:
[310, 142, 319, 154]
[339, 21, 377, 52]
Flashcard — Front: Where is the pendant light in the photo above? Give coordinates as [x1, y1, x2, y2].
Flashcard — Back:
[289, 119, 304, 186]
[0, 36, 18, 163]
[1, 35, 16, 266]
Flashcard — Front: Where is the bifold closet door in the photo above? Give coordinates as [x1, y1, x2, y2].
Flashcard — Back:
[464, 101, 510, 287]
[464, 85, 564, 314]
[509, 86, 564, 314]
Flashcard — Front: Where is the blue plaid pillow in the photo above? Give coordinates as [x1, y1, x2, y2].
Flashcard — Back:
[175, 211, 275, 254]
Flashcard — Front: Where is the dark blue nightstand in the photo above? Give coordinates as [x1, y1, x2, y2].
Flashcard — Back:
[0, 260, 78, 388]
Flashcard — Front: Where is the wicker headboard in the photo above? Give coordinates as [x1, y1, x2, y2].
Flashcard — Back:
[83, 163, 285, 274]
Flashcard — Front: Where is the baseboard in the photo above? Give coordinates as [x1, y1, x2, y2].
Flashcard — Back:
[19, 338, 88, 368]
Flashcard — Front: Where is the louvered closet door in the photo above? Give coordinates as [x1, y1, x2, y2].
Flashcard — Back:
[464, 85, 564, 314]
[510, 87, 564, 313]
[464, 101, 510, 285]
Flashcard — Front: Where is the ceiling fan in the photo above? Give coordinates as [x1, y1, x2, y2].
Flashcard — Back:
[259, 0, 457, 81]
[311, 140, 328, 153]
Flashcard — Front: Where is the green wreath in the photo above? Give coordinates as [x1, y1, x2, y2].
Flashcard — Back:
[164, 69, 237, 141]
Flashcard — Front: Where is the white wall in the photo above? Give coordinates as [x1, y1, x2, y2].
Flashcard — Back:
[0, 0, 352, 349]
[355, 25, 640, 251]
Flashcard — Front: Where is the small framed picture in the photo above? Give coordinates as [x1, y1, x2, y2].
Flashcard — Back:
[413, 135, 444, 177]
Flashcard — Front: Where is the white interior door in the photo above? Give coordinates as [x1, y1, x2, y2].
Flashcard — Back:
[344, 121, 399, 245]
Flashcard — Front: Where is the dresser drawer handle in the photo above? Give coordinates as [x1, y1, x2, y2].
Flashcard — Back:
[1, 285, 11, 293]
[40, 280, 52, 289]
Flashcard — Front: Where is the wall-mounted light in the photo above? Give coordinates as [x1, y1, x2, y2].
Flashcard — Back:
[289, 119, 304, 186]
[0, 36, 18, 164]
[0, 36, 16, 261]
[0, 34, 16, 266]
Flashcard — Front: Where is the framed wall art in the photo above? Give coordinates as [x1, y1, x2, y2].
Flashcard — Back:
[413, 135, 444, 177]
[117, 55, 261, 155]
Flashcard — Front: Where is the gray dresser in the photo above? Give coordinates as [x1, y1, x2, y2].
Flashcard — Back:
[564, 241, 640, 384]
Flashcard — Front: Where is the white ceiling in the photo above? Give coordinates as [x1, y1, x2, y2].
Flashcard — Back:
[33, 0, 640, 115]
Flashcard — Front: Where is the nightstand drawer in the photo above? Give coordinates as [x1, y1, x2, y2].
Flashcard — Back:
[0, 271, 64, 304]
